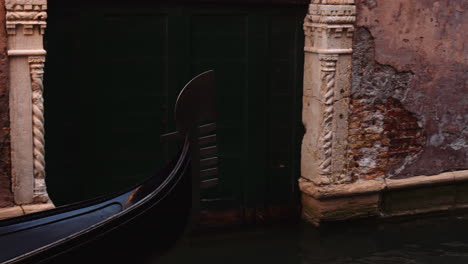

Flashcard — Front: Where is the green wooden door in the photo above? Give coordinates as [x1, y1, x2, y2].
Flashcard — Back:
[45, 3, 305, 224]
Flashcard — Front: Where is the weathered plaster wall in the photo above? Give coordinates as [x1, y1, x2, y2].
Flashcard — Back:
[0, 0, 14, 207]
[351, 0, 467, 179]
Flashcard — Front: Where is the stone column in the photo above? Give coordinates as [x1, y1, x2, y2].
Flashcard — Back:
[6, 0, 49, 204]
[301, 0, 355, 186]
[300, 0, 356, 225]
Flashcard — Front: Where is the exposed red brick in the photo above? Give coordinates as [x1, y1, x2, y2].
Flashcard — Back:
[347, 98, 425, 181]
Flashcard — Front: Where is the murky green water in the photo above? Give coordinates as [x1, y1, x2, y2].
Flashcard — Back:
[152, 213, 468, 264]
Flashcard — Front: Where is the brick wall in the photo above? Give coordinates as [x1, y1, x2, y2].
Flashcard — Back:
[348, 97, 425, 181]
[0, 0, 14, 207]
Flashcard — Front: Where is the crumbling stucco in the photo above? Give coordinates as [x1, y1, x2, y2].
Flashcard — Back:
[349, 28, 425, 180]
[352, 28, 413, 103]
[353, 0, 467, 178]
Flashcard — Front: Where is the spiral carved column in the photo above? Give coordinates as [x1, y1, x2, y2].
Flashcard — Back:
[318, 55, 338, 177]
[29, 56, 48, 202]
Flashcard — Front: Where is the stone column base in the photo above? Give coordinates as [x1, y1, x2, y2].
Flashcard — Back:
[0, 202, 54, 220]
[300, 170, 468, 226]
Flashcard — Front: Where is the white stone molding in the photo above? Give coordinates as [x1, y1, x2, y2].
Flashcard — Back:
[311, 0, 355, 5]
[304, 48, 353, 54]
[6, 0, 50, 204]
[8, 49, 46, 56]
[301, 0, 354, 185]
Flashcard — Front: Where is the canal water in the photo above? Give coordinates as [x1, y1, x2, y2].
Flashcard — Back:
[152, 213, 468, 264]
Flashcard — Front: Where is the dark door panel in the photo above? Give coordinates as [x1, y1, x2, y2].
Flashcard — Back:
[45, 3, 305, 224]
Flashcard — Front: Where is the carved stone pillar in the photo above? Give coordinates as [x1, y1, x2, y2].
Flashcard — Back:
[301, 0, 355, 185]
[6, 0, 50, 204]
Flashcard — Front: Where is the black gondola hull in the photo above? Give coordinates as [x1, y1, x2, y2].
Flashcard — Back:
[0, 143, 193, 264]
[0, 70, 216, 264]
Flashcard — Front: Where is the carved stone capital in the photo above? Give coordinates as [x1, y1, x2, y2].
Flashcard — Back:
[319, 54, 339, 71]
[28, 56, 45, 92]
[304, 2, 355, 54]
[5, 0, 47, 10]
[28, 55, 45, 64]
[308, 4, 356, 24]
[5, 0, 47, 35]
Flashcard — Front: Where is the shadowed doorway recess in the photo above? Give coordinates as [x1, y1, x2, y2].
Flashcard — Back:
[45, 1, 305, 225]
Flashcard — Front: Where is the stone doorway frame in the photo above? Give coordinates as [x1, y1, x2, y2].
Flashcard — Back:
[3, 0, 352, 216]
[3, 0, 355, 212]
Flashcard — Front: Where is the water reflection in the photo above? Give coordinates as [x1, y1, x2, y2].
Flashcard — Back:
[153, 214, 468, 264]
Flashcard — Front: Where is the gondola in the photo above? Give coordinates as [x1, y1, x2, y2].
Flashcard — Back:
[0, 70, 217, 264]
